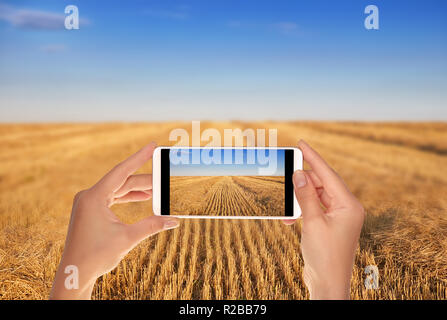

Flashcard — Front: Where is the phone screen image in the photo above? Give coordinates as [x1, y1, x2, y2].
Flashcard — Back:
[160, 148, 294, 217]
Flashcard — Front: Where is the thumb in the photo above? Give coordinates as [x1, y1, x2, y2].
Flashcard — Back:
[293, 171, 324, 220]
[127, 216, 180, 245]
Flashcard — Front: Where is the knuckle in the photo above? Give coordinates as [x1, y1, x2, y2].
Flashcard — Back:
[146, 219, 161, 233]
[355, 200, 365, 214]
[114, 162, 128, 176]
[128, 176, 138, 189]
[73, 190, 86, 203]
[296, 189, 318, 202]
[73, 188, 95, 210]
[107, 163, 127, 182]
[359, 204, 366, 220]
[349, 198, 365, 220]
[146, 219, 165, 236]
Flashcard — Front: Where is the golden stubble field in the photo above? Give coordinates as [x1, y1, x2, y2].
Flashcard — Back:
[170, 176, 285, 216]
[0, 121, 446, 299]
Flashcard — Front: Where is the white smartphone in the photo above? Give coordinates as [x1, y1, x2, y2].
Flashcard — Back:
[152, 147, 302, 219]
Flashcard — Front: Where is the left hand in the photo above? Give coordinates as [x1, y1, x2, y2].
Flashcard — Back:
[50, 142, 179, 299]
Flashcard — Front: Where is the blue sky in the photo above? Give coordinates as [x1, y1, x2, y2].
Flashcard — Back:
[0, 0, 446, 121]
[170, 149, 284, 176]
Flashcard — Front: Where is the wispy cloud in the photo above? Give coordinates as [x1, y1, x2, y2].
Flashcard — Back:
[227, 20, 258, 28]
[39, 44, 67, 53]
[270, 22, 299, 35]
[0, 4, 88, 30]
[227, 20, 300, 36]
[144, 6, 190, 20]
[227, 20, 242, 28]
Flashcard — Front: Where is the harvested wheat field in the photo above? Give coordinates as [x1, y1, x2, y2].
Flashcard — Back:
[170, 176, 285, 216]
[0, 121, 447, 299]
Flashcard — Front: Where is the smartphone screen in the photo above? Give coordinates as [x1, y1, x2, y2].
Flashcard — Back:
[160, 148, 295, 217]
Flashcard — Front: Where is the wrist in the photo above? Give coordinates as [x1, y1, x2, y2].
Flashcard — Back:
[306, 278, 351, 300]
[303, 266, 351, 300]
[50, 258, 98, 300]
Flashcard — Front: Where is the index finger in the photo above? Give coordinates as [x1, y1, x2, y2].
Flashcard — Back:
[99, 142, 157, 193]
[298, 140, 351, 198]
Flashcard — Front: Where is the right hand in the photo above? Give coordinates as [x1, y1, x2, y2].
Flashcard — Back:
[283, 140, 365, 300]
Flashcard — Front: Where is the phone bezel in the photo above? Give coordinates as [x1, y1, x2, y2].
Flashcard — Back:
[152, 146, 302, 219]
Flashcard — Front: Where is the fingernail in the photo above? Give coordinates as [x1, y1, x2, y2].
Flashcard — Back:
[164, 218, 179, 230]
[293, 171, 307, 188]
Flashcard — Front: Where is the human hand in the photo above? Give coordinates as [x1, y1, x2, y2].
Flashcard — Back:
[50, 142, 180, 299]
[283, 140, 365, 300]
